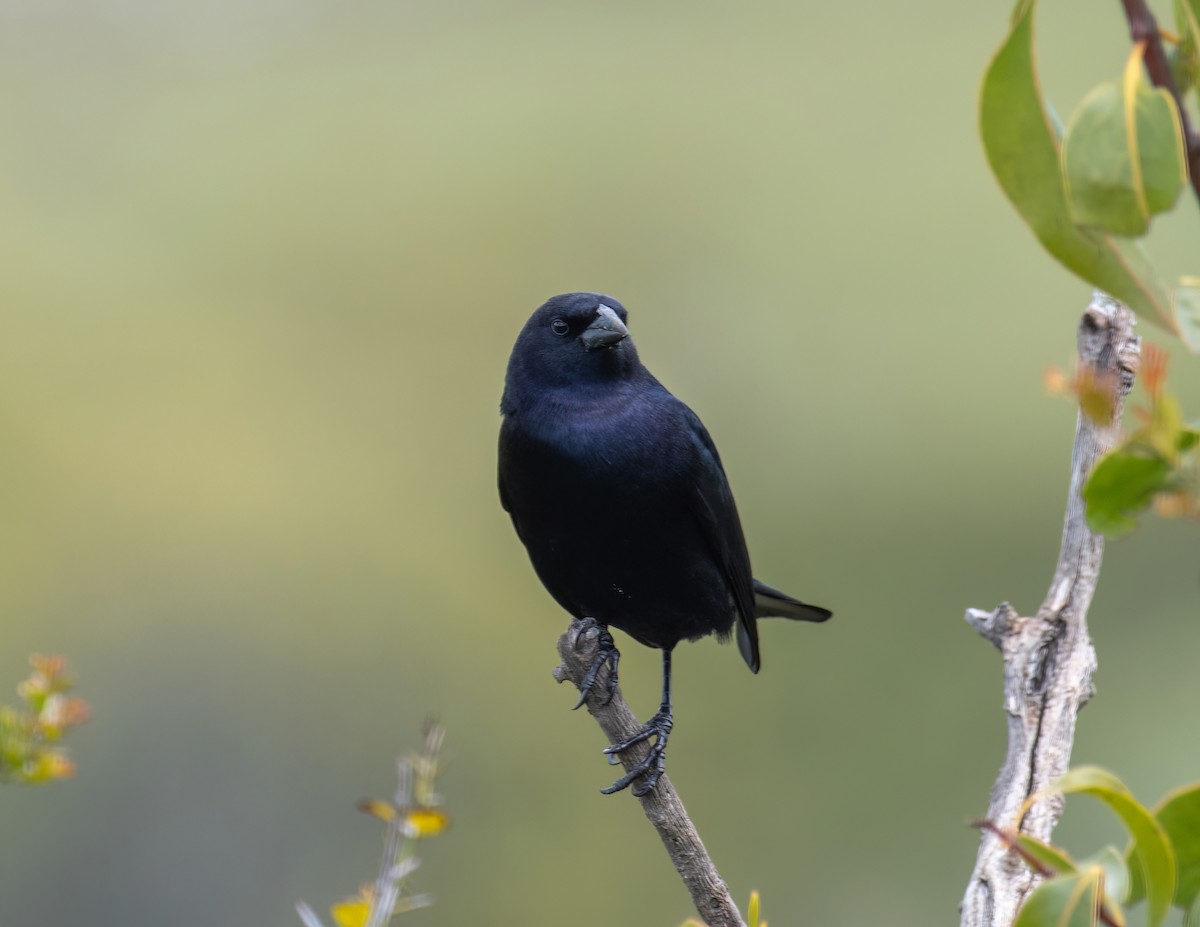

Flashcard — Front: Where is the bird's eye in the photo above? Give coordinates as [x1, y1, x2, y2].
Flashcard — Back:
[550, 319, 570, 336]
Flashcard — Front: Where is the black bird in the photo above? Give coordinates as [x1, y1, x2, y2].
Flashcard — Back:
[498, 292, 831, 796]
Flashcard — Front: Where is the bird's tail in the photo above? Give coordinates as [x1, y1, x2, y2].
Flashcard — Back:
[752, 579, 832, 623]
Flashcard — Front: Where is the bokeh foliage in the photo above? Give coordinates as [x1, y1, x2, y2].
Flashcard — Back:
[989, 767, 1200, 927]
[0, 656, 88, 784]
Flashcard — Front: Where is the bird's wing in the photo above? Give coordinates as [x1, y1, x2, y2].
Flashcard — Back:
[498, 467, 513, 514]
[497, 425, 525, 543]
[498, 474, 523, 543]
[681, 406, 761, 673]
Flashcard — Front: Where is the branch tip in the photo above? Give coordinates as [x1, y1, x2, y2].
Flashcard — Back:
[965, 603, 1020, 648]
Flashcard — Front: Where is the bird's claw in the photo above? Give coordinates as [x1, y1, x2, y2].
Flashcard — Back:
[600, 710, 673, 796]
[571, 618, 620, 710]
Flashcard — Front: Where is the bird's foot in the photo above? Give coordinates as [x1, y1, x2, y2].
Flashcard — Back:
[600, 710, 673, 797]
[571, 618, 620, 710]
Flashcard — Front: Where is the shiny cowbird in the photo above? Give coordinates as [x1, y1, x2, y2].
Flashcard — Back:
[498, 293, 831, 796]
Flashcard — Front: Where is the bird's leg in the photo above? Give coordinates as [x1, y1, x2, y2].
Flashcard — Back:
[601, 648, 674, 796]
[571, 617, 620, 709]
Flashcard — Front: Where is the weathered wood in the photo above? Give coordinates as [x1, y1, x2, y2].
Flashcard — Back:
[554, 620, 746, 927]
[959, 292, 1141, 927]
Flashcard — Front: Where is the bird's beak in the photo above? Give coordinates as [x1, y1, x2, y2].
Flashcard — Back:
[580, 304, 629, 351]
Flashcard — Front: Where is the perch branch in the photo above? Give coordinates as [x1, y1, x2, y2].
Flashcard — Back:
[959, 292, 1141, 927]
[554, 620, 747, 927]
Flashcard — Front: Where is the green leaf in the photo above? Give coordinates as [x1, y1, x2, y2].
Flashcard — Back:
[1175, 1, 1200, 94]
[747, 890, 761, 927]
[979, 0, 1179, 332]
[1057, 767, 1176, 927]
[1083, 450, 1173, 534]
[1130, 64, 1189, 218]
[1017, 834, 1079, 874]
[1169, 0, 1200, 93]
[1061, 84, 1143, 236]
[1079, 846, 1130, 921]
[1014, 868, 1103, 927]
[1188, 0, 1200, 34]
[1061, 45, 1187, 237]
[1189, 897, 1200, 927]
[1176, 280, 1200, 353]
[1128, 783, 1200, 910]
[1148, 392, 1188, 463]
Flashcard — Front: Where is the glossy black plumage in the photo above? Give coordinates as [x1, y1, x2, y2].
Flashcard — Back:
[499, 292, 830, 794]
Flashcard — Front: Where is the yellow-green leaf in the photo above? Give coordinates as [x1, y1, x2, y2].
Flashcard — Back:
[1128, 783, 1200, 910]
[1083, 449, 1173, 534]
[1170, 0, 1200, 93]
[1013, 868, 1103, 927]
[1128, 50, 1188, 217]
[403, 808, 449, 838]
[1176, 279, 1200, 353]
[1183, 0, 1200, 60]
[1061, 82, 1143, 235]
[1016, 834, 1079, 874]
[1061, 44, 1186, 237]
[331, 899, 370, 927]
[1148, 392, 1187, 463]
[1187, 0, 1200, 32]
[356, 798, 396, 823]
[1078, 846, 1129, 924]
[979, 0, 1178, 331]
[1057, 767, 1175, 927]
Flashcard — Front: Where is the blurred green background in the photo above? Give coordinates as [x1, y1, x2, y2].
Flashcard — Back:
[2, 2, 1198, 925]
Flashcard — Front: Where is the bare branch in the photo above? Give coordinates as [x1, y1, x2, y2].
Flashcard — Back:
[554, 620, 747, 927]
[959, 292, 1141, 927]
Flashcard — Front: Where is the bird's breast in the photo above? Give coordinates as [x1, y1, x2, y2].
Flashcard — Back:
[514, 389, 685, 472]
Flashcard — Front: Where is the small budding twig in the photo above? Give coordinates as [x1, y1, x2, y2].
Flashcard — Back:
[295, 722, 445, 927]
[554, 619, 747, 927]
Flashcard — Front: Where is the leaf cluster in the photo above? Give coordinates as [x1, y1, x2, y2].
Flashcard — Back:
[985, 766, 1200, 927]
[1081, 346, 1200, 533]
[0, 654, 89, 785]
[980, 0, 1199, 346]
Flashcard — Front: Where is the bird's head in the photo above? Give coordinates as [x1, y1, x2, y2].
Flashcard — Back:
[503, 293, 642, 402]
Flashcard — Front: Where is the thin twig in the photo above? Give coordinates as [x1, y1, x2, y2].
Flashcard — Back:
[295, 724, 443, 927]
[1121, 0, 1200, 204]
[959, 292, 1141, 927]
[554, 620, 747, 927]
